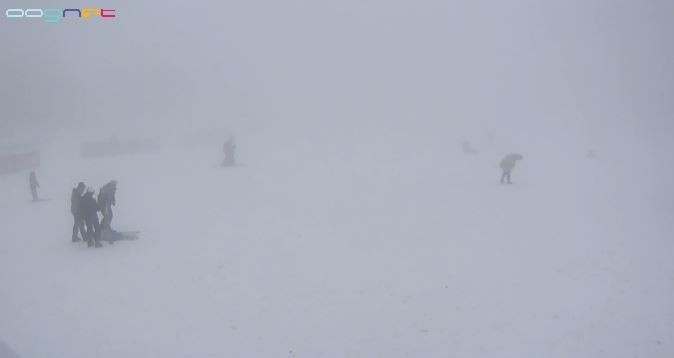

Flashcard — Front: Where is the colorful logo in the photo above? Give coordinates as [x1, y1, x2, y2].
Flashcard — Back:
[5, 8, 116, 23]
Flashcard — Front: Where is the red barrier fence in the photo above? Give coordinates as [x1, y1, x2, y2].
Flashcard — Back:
[80, 139, 160, 158]
[0, 151, 40, 175]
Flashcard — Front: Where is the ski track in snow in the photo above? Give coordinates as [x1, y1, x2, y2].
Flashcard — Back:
[1, 136, 674, 358]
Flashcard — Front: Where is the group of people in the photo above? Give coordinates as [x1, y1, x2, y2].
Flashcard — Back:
[35, 137, 521, 250]
[70, 180, 117, 248]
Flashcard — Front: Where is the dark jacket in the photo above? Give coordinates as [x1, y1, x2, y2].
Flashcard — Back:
[71, 189, 82, 215]
[500, 154, 523, 172]
[80, 193, 99, 221]
[98, 182, 116, 209]
[29, 173, 39, 189]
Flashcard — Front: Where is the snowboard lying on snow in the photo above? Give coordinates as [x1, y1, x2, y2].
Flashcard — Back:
[28, 198, 51, 203]
[99, 228, 140, 244]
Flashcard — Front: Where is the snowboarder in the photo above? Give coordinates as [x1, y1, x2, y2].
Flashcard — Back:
[499, 153, 523, 184]
[222, 137, 237, 167]
[71, 182, 86, 242]
[29, 171, 40, 201]
[81, 188, 102, 248]
[98, 180, 117, 229]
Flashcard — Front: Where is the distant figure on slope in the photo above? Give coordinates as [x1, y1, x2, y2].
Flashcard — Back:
[222, 137, 237, 167]
[499, 153, 523, 184]
[71, 182, 86, 242]
[98, 180, 117, 229]
[29, 171, 40, 201]
[462, 140, 478, 155]
[81, 188, 102, 248]
[586, 149, 596, 159]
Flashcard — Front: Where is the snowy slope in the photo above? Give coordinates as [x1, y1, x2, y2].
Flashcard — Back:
[1, 129, 673, 358]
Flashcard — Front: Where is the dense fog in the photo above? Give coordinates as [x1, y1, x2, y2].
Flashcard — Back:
[1, 1, 673, 357]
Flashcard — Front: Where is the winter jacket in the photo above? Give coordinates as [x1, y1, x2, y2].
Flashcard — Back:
[71, 189, 82, 216]
[80, 193, 99, 221]
[500, 154, 523, 171]
[98, 182, 117, 209]
[29, 173, 39, 189]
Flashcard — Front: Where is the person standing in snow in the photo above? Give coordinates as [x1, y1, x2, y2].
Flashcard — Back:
[29, 171, 40, 201]
[222, 137, 237, 167]
[71, 182, 86, 242]
[499, 153, 523, 184]
[98, 180, 117, 229]
[81, 188, 102, 248]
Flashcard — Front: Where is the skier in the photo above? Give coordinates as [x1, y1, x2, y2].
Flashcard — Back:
[70, 182, 86, 242]
[222, 137, 237, 166]
[499, 153, 523, 184]
[81, 188, 102, 248]
[29, 171, 40, 201]
[98, 180, 117, 229]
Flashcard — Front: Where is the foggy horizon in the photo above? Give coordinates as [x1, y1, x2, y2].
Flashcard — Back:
[2, 1, 673, 134]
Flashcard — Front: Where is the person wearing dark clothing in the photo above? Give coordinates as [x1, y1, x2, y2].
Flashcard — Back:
[222, 137, 237, 167]
[98, 180, 117, 229]
[499, 153, 523, 184]
[29, 171, 40, 201]
[71, 182, 86, 242]
[81, 188, 102, 248]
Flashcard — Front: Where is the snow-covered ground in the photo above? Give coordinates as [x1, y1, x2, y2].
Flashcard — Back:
[1, 128, 673, 358]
